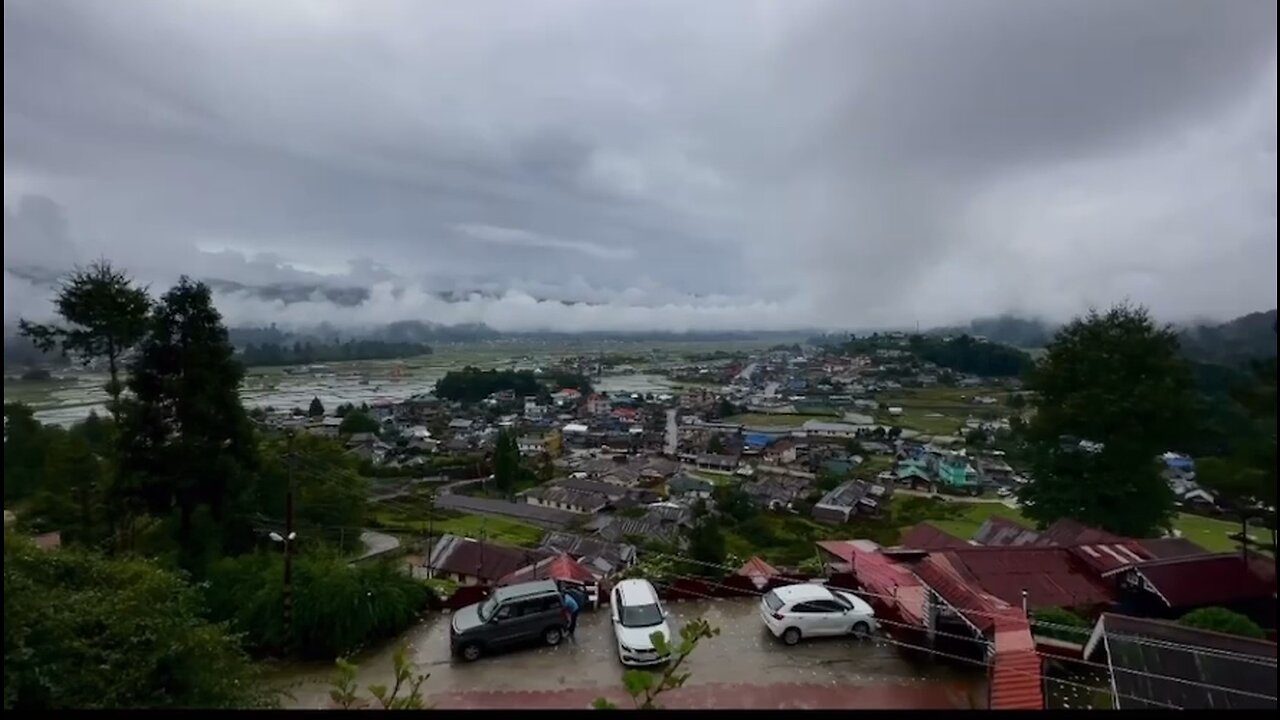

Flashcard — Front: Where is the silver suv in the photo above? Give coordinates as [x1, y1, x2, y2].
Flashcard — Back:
[450, 580, 567, 662]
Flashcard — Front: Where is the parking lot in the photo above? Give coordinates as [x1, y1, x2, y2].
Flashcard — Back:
[278, 598, 987, 709]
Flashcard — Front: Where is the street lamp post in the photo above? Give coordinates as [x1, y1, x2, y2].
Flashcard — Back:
[268, 529, 298, 653]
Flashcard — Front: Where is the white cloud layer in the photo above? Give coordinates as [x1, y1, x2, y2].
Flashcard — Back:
[4, 0, 1276, 331]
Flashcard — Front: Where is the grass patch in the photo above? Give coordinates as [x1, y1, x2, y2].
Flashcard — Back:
[687, 470, 739, 486]
[877, 409, 965, 435]
[928, 502, 1030, 539]
[1172, 513, 1272, 554]
[856, 455, 896, 477]
[372, 507, 546, 548]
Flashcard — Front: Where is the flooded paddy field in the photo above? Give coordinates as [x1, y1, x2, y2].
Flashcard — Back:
[5, 339, 765, 425]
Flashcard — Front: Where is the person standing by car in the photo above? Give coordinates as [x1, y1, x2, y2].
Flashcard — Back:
[561, 587, 582, 642]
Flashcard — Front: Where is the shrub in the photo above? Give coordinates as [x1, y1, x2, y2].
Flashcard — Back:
[205, 551, 430, 659]
[1178, 607, 1266, 639]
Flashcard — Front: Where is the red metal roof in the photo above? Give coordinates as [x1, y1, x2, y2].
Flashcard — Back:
[989, 646, 1045, 709]
[937, 546, 1116, 610]
[736, 555, 780, 578]
[816, 540, 859, 563]
[910, 553, 1044, 709]
[1067, 541, 1152, 575]
[498, 553, 598, 586]
[911, 554, 1010, 633]
[1124, 553, 1276, 608]
[851, 547, 925, 625]
[898, 523, 970, 550]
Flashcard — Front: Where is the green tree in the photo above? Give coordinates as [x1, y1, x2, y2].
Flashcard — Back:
[492, 429, 520, 494]
[1178, 607, 1266, 639]
[964, 427, 989, 447]
[257, 434, 367, 552]
[3, 532, 273, 709]
[29, 428, 108, 546]
[706, 434, 726, 454]
[712, 484, 757, 524]
[3, 403, 49, 502]
[308, 396, 325, 417]
[18, 260, 152, 420]
[116, 277, 257, 561]
[684, 514, 726, 574]
[204, 552, 429, 659]
[339, 409, 381, 436]
[1018, 304, 1196, 537]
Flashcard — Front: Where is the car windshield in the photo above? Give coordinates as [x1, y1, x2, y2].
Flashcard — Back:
[619, 603, 664, 628]
[763, 591, 784, 612]
[477, 596, 499, 622]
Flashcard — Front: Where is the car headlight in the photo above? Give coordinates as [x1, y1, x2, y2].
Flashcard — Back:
[620, 643, 633, 653]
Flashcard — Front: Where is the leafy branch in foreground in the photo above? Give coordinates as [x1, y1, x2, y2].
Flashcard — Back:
[328, 643, 431, 709]
[593, 618, 719, 710]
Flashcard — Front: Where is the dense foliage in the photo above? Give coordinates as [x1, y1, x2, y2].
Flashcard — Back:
[340, 409, 382, 436]
[237, 340, 432, 367]
[204, 552, 430, 659]
[908, 334, 1033, 377]
[1030, 607, 1092, 643]
[117, 278, 259, 564]
[1178, 607, 1267, 639]
[434, 366, 593, 403]
[4, 532, 273, 710]
[18, 260, 152, 417]
[256, 434, 368, 553]
[1018, 304, 1197, 537]
[5, 262, 428, 712]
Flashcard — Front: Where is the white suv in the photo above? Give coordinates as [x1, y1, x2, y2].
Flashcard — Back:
[610, 579, 673, 666]
[760, 583, 877, 646]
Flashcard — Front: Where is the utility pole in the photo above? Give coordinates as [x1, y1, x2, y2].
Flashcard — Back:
[425, 489, 436, 579]
[283, 431, 296, 655]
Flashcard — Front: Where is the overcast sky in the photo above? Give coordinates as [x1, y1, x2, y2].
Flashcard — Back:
[5, 0, 1276, 332]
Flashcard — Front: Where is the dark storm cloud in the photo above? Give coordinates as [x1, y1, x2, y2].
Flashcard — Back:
[4, 0, 1276, 331]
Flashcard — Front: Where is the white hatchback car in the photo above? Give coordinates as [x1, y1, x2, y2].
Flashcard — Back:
[610, 579, 673, 667]
[760, 583, 878, 646]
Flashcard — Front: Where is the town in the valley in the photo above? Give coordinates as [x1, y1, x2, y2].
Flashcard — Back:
[198, 332, 1273, 710]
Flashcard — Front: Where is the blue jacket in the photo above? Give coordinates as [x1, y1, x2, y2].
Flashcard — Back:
[563, 592, 581, 616]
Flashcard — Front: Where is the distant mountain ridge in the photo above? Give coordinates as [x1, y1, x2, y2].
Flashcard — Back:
[1177, 309, 1277, 367]
[926, 310, 1277, 368]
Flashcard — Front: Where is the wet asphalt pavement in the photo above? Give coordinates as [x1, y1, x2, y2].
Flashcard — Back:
[276, 597, 984, 708]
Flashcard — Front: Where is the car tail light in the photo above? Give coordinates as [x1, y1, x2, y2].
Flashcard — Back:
[771, 612, 785, 620]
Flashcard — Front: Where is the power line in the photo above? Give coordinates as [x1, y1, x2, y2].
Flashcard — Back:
[639, 575, 1182, 710]
[642, 548, 1280, 667]
[644, 568, 1277, 705]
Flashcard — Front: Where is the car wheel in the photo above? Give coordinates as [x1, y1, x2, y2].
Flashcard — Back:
[782, 627, 802, 646]
[544, 626, 564, 646]
[460, 643, 482, 662]
[851, 621, 871, 639]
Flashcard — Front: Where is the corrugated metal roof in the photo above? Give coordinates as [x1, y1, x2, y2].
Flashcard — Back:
[736, 556, 780, 578]
[898, 523, 971, 550]
[937, 546, 1116, 610]
[1122, 553, 1275, 608]
[499, 553, 598, 585]
[1090, 614, 1278, 709]
[989, 647, 1045, 709]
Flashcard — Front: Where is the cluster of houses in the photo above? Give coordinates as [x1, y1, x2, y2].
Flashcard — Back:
[819, 513, 1277, 710]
